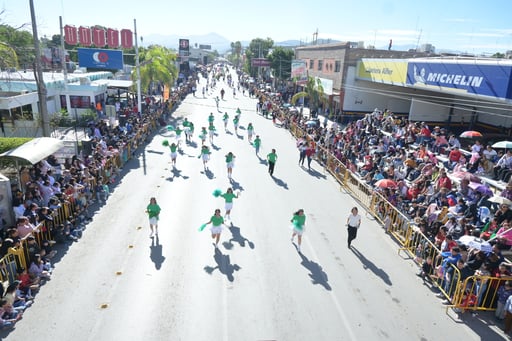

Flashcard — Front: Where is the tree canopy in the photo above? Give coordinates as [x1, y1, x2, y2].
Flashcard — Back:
[0, 24, 34, 69]
[132, 45, 178, 94]
[268, 46, 294, 80]
[244, 37, 273, 77]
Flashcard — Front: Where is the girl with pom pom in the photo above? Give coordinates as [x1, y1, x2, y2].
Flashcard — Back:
[220, 187, 239, 221]
[198, 145, 211, 170]
[199, 127, 207, 145]
[204, 209, 225, 248]
[225, 152, 236, 179]
[291, 209, 306, 252]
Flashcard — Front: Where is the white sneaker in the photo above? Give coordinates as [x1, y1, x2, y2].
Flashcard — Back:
[150, 232, 154, 237]
[297, 246, 301, 252]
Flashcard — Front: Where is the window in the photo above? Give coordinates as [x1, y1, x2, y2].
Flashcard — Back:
[309, 59, 314, 69]
[335, 61, 341, 72]
[61, 95, 92, 109]
[11, 104, 34, 120]
[318, 60, 323, 71]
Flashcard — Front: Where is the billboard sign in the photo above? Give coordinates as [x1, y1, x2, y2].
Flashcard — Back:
[357, 59, 408, 85]
[179, 39, 190, 57]
[291, 59, 307, 84]
[407, 61, 512, 100]
[77, 48, 123, 70]
[199, 44, 211, 50]
[252, 58, 270, 67]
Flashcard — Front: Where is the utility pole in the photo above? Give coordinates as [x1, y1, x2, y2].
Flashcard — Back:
[134, 19, 142, 116]
[29, 0, 51, 136]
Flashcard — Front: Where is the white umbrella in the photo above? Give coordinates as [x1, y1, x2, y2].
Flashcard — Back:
[468, 238, 492, 253]
[488, 196, 512, 206]
[492, 141, 512, 149]
[458, 235, 492, 252]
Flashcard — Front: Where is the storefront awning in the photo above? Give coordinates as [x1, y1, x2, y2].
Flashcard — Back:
[0, 137, 64, 165]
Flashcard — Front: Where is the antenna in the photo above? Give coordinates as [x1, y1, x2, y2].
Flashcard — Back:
[313, 29, 318, 45]
[416, 29, 422, 51]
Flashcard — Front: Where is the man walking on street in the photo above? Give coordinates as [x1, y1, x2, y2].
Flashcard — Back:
[267, 149, 278, 176]
[346, 207, 361, 248]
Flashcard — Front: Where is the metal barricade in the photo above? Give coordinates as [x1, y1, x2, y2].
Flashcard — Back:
[449, 275, 510, 313]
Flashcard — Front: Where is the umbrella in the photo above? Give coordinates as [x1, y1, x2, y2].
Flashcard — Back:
[473, 184, 494, 197]
[492, 141, 512, 149]
[457, 235, 492, 252]
[468, 238, 492, 253]
[488, 196, 512, 206]
[460, 131, 482, 138]
[451, 171, 482, 183]
[375, 179, 397, 188]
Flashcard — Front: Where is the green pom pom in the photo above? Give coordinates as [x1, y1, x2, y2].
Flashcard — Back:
[198, 223, 207, 232]
[236, 108, 241, 114]
[167, 125, 175, 131]
[212, 189, 222, 197]
[162, 140, 169, 146]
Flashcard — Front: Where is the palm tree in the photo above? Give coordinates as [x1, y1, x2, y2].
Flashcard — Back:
[291, 76, 325, 113]
[133, 45, 178, 94]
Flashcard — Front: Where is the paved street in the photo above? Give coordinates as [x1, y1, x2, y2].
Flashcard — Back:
[4, 71, 507, 341]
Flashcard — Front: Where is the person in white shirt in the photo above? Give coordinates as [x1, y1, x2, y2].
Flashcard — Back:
[346, 207, 362, 248]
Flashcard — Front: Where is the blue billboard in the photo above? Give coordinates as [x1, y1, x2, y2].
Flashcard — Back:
[406, 61, 512, 100]
[77, 48, 123, 70]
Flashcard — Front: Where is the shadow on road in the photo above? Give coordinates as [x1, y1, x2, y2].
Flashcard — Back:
[222, 225, 255, 250]
[305, 166, 327, 179]
[351, 246, 392, 286]
[146, 149, 164, 155]
[229, 178, 244, 192]
[204, 248, 241, 282]
[150, 235, 165, 270]
[272, 176, 289, 190]
[166, 168, 189, 181]
[297, 247, 331, 291]
[201, 168, 214, 179]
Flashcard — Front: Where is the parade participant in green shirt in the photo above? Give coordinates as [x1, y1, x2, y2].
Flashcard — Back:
[208, 123, 216, 144]
[222, 112, 229, 131]
[247, 123, 255, 143]
[174, 126, 183, 149]
[198, 145, 211, 170]
[225, 152, 236, 179]
[220, 187, 239, 220]
[204, 209, 225, 248]
[145, 197, 161, 237]
[233, 115, 240, 134]
[290, 209, 306, 252]
[199, 127, 207, 145]
[208, 112, 215, 124]
[169, 142, 178, 167]
[253, 135, 261, 155]
[267, 148, 278, 176]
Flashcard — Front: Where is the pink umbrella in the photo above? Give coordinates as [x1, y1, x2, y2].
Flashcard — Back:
[375, 179, 397, 189]
[460, 131, 483, 138]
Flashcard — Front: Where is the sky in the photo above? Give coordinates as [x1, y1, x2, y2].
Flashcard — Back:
[1, 0, 511, 55]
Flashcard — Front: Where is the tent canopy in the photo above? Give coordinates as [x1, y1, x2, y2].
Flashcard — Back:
[0, 137, 64, 165]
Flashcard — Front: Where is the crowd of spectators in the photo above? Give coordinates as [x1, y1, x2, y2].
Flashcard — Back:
[277, 103, 512, 314]
[0, 88, 191, 329]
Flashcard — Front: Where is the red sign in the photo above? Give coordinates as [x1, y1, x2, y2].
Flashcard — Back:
[78, 26, 91, 46]
[107, 28, 119, 48]
[251, 58, 271, 67]
[64, 25, 78, 45]
[92, 28, 106, 47]
[120, 29, 133, 49]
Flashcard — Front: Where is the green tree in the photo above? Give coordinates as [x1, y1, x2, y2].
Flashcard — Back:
[244, 37, 273, 77]
[291, 76, 325, 112]
[132, 45, 178, 94]
[492, 52, 505, 58]
[268, 46, 294, 80]
[0, 24, 34, 69]
[229, 41, 242, 67]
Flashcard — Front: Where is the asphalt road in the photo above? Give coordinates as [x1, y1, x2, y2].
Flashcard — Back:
[4, 70, 508, 341]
